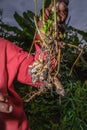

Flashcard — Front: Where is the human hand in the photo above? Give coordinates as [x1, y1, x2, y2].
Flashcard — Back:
[0, 93, 13, 113]
[37, 7, 51, 29]
[37, 1, 68, 32]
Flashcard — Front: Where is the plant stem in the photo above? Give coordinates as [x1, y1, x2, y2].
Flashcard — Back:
[42, 0, 45, 24]
[69, 49, 83, 75]
[54, 0, 57, 37]
[34, 0, 38, 17]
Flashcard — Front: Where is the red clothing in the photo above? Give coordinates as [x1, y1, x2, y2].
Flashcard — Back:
[0, 38, 41, 130]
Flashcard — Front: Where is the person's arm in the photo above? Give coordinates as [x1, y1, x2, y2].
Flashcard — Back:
[0, 37, 42, 88]
[0, 38, 42, 113]
[16, 43, 42, 87]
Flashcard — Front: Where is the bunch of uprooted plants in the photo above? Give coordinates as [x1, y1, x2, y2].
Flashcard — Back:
[23, 0, 87, 103]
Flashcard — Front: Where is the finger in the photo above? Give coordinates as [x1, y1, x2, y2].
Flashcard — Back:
[44, 9, 50, 20]
[37, 21, 43, 28]
[0, 93, 5, 102]
[3, 96, 8, 103]
[0, 102, 13, 113]
[0, 93, 8, 103]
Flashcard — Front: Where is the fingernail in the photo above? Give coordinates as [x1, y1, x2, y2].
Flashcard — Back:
[9, 105, 13, 113]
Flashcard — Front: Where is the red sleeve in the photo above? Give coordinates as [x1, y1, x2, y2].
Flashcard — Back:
[16, 47, 42, 87]
[1, 38, 42, 88]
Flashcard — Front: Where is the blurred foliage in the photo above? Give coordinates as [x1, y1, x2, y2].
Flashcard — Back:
[0, 4, 87, 130]
[0, 9, 35, 51]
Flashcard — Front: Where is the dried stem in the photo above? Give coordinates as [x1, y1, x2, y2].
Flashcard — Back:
[69, 48, 83, 75]
[34, 16, 49, 49]
[67, 43, 80, 49]
[54, 0, 57, 36]
[28, 32, 37, 57]
[24, 88, 47, 102]
[28, 0, 38, 56]
[57, 47, 61, 74]
[34, 0, 38, 17]
[42, 0, 45, 23]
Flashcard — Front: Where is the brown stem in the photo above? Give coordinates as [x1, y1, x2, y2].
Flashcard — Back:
[23, 88, 47, 102]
